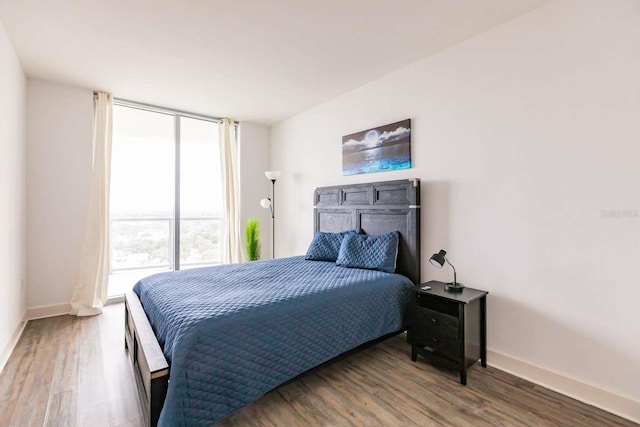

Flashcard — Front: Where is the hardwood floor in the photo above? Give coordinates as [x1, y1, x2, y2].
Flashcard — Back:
[0, 304, 636, 427]
[0, 305, 142, 427]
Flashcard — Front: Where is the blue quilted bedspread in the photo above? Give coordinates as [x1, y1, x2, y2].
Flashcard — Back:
[133, 256, 412, 426]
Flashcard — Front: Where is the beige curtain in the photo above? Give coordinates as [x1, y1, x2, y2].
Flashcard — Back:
[219, 119, 244, 263]
[70, 92, 113, 316]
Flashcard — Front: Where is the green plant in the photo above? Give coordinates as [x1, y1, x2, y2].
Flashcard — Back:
[245, 218, 261, 261]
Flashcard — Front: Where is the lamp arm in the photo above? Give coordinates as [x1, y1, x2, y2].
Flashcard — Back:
[445, 257, 457, 285]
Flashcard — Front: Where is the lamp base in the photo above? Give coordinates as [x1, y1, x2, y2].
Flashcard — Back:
[445, 282, 465, 293]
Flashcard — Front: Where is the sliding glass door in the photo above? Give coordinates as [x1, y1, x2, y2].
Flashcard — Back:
[108, 103, 223, 296]
[179, 116, 223, 269]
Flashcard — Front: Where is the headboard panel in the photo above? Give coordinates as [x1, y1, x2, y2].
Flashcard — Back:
[313, 179, 421, 285]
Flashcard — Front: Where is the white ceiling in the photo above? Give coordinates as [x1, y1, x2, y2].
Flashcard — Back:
[0, 0, 549, 125]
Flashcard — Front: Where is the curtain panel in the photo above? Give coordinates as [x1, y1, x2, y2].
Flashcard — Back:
[219, 119, 244, 263]
[70, 92, 113, 316]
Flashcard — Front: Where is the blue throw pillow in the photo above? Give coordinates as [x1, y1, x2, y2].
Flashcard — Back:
[335, 231, 400, 273]
[305, 229, 362, 262]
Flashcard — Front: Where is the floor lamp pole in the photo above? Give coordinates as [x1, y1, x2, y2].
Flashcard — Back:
[263, 171, 281, 259]
[271, 179, 275, 258]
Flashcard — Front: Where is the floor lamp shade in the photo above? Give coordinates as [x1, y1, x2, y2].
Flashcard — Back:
[260, 198, 271, 209]
[265, 171, 281, 181]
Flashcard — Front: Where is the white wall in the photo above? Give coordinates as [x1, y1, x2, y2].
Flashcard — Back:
[239, 122, 272, 259]
[0, 20, 26, 366]
[26, 79, 93, 309]
[271, 0, 640, 414]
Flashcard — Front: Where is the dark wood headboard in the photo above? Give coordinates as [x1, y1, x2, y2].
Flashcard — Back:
[313, 179, 421, 285]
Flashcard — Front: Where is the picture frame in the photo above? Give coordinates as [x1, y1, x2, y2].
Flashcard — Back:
[342, 119, 411, 176]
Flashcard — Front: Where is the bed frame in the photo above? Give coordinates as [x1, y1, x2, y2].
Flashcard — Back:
[124, 178, 421, 426]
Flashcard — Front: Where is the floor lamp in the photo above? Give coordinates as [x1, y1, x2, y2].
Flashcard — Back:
[260, 171, 281, 258]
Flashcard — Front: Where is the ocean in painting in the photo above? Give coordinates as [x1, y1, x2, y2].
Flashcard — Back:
[343, 143, 411, 176]
[342, 119, 411, 176]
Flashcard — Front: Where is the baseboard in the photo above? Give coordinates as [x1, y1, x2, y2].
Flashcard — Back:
[24, 303, 71, 320]
[0, 316, 27, 375]
[106, 295, 124, 305]
[25, 299, 123, 319]
[488, 349, 640, 424]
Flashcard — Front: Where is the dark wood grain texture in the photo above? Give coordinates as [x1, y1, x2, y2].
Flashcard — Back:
[409, 281, 489, 385]
[314, 178, 421, 285]
[0, 303, 635, 427]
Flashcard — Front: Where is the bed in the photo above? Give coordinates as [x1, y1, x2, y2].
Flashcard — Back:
[124, 178, 421, 426]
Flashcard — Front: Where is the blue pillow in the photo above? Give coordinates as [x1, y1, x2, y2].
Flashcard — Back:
[305, 229, 362, 262]
[335, 231, 399, 273]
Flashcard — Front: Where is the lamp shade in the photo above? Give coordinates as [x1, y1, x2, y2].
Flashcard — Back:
[429, 249, 447, 268]
[264, 171, 282, 181]
[260, 198, 272, 209]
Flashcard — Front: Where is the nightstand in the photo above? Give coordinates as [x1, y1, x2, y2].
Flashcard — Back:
[408, 280, 488, 385]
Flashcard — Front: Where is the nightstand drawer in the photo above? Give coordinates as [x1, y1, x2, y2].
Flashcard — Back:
[416, 335, 460, 362]
[413, 307, 458, 338]
[412, 307, 460, 362]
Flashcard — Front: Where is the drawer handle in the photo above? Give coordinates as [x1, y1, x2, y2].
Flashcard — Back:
[432, 337, 439, 343]
[430, 318, 437, 324]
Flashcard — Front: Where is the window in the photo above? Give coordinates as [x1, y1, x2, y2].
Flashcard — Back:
[108, 102, 223, 296]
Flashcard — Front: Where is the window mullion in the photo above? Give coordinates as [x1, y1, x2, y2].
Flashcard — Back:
[174, 115, 181, 270]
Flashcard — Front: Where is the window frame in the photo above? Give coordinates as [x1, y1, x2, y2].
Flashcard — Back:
[111, 98, 232, 271]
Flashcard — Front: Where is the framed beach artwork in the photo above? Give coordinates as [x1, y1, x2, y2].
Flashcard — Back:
[342, 119, 412, 176]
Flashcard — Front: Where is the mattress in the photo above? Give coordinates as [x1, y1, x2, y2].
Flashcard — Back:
[133, 255, 412, 426]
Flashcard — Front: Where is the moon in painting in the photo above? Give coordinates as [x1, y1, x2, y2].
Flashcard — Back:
[364, 130, 380, 147]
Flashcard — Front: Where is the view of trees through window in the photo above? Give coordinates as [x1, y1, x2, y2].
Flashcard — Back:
[108, 103, 223, 296]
